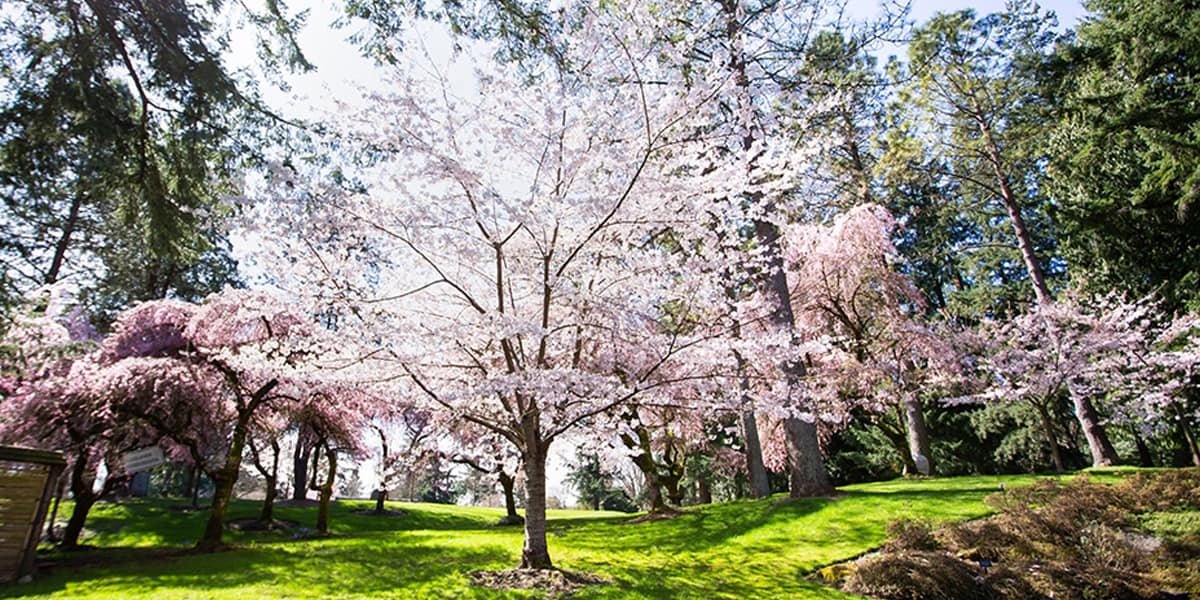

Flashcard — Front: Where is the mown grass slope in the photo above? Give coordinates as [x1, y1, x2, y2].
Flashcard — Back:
[3, 472, 1125, 599]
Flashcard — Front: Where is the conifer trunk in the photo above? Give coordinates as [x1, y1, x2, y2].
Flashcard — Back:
[904, 397, 933, 475]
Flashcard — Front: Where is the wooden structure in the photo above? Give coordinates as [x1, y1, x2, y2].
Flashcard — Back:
[0, 446, 65, 583]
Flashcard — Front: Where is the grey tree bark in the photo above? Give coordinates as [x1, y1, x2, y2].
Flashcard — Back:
[903, 397, 933, 475]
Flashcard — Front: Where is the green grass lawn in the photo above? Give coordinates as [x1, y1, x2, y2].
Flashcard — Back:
[2, 472, 1125, 599]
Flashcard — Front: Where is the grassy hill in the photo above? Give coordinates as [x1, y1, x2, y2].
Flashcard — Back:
[1, 473, 1123, 599]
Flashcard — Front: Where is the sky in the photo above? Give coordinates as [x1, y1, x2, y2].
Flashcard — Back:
[227, 0, 1090, 505]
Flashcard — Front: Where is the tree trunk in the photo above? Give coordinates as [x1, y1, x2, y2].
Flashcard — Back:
[258, 475, 277, 524]
[740, 404, 771, 499]
[660, 448, 685, 506]
[197, 411, 253, 552]
[45, 475, 64, 542]
[628, 449, 666, 513]
[1035, 402, 1066, 473]
[59, 458, 95, 550]
[374, 488, 387, 513]
[499, 471, 522, 522]
[1173, 403, 1200, 467]
[315, 447, 336, 535]
[723, 0, 832, 499]
[520, 437, 552, 569]
[879, 421, 918, 475]
[621, 423, 668, 513]
[1132, 427, 1155, 468]
[981, 123, 1052, 305]
[44, 192, 85, 284]
[60, 494, 95, 550]
[254, 438, 280, 523]
[292, 434, 310, 502]
[697, 471, 712, 505]
[190, 468, 201, 508]
[784, 417, 833, 497]
[1071, 394, 1119, 467]
[664, 479, 684, 507]
[903, 397, 933, 476]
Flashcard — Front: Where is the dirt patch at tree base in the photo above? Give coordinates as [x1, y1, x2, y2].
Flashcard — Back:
[167, 504, 209, 512]
[226, 518, 300, 532]
[494, 514, 525, 526]
[470, 568, 609, 597]
[276, 499, 320, 508]
[350, 508, 406, 517]
[624, 508, 682, 524]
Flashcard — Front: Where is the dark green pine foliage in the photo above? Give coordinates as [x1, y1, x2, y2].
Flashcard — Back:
[0, 0, 309, 325]
[878, 1, 1067, 320]
[1050, 0, 1200, 312]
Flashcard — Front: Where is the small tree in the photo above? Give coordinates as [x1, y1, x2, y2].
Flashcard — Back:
[97, 290, 317, 551]
[785, 204, 965, 475]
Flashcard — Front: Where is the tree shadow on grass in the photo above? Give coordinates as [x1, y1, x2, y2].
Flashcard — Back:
[555, 496, 834, 557]
[8, 533, 522, 599]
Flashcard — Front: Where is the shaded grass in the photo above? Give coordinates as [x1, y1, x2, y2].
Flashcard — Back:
[3, 471, 1137, 599]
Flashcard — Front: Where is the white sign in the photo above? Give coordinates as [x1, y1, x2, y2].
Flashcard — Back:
[122, 446, 165, 473]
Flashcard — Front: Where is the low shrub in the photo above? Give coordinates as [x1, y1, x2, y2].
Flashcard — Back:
[833, 469, 1200, 600]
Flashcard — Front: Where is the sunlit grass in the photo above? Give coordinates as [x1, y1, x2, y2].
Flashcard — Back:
[2, 471, 1134, 599]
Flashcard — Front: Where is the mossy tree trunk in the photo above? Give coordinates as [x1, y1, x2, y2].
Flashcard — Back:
[313, 444, 337, 535]
[196, 378, 278, 552]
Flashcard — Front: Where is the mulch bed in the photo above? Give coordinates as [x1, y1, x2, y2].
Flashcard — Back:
[624, 508, 683, 524]
[350, 508, 406, 517]
[275, 499, 320, 508]
[226, 517, 300, 532]
[470, 568, 609, 598]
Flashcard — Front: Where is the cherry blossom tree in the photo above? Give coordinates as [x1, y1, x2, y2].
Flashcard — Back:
[95, 290, 320, 550]
[243, 12, 732, 569]
[636, 0, 899, 498]
[784, 204, 966, 475]
[0, 289, 141, 549]
[286, 383, 370, 535]
[365, 399, 439, 514]
[449, 424, 524, 524]
[964, 294, 1198, 470]
[1087, 301, 1200, 466]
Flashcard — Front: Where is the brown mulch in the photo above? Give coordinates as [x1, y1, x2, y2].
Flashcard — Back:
[350, 508, 406, 517]
[226, 517, 300, 532]
[275, 499, 320, 508]
[819, 470, 1200, 600]
[470, 568, 609, 598]
[624, 508, 683, 524]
